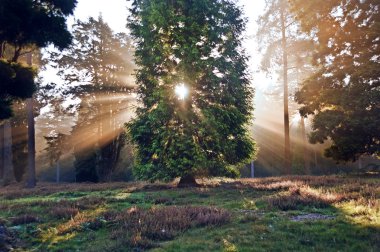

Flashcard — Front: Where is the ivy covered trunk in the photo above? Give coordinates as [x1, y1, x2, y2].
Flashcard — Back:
[127, 0, 256, 183]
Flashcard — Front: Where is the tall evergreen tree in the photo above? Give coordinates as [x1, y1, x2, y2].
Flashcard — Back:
[128, 0, 255, 184]
[291, 0, 380, 161]
[258, 0, 291, 174]
[257, 0, 314, 174]
[49, 17, 135, 182]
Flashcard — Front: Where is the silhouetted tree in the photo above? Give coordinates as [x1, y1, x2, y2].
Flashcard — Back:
[0, 0, 77, 119]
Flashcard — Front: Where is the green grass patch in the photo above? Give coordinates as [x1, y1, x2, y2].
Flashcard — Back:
[0, 176, 378, 251]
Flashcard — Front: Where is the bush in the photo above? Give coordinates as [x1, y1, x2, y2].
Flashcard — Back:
[108, 206, 231, 249]
[11, 214, 39, 226]
[50, 207, 79, 219]
[266, 186, 348, 211]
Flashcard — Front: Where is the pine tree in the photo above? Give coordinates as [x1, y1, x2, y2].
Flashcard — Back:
[128, 0, 255, 185]
[257, 0, 314, 174]
[49, 17, 135, 182]
[291, 0, 380, 161]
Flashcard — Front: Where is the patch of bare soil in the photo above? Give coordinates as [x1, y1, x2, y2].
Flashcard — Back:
[290, 213, 335, 222]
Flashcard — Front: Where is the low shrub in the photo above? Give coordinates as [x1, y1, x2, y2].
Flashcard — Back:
[11, 214, 39, 226]
[154, 197, 173, 205]
[50, 207, 79, 219]
[266, 186, 348, 211]
[109, 206, 231, 249]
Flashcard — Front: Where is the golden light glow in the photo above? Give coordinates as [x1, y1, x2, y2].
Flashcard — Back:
[175, 83, 189, 100]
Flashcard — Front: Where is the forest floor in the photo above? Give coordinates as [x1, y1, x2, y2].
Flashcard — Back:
[0, 175, 379, 252]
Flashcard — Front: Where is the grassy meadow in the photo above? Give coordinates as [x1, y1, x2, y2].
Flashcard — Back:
[0, 176, 379, 251]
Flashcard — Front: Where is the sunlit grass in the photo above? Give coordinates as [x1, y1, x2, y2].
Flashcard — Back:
[0, 176, 378, 251]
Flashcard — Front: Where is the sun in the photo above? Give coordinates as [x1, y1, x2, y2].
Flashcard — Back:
[174, 83, 189, 100]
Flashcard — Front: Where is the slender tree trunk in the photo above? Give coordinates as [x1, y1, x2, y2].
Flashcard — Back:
[358, 156, 363, 170]
[314, 149, 318, 170]
[56, 159, 60, 183]
[2, 120, 15, 186]
[0, 124, 4, 180]
[300, 116, 310, 175]
[26, 98, 36, 188]
[0, 41, 6, 59]
[280, 2, 291, 175]
[250, 160, 255, 178]
[26, 53, 36, 188]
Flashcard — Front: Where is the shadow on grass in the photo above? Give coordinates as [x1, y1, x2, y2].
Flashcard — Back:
[0, 176, 378, 251]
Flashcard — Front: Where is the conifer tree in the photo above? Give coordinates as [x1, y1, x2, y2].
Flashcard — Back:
[49, 17, 134, 182]
[128, 0, 255, 184]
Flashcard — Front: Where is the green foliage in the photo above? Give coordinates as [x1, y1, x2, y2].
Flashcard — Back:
[74, 146, 99, 183]
[50, 16, 134, 88]
[47, 16, 135, 182]
[0, 0, 76, 119]
[128, 0, 255, 181]
[0, 0, 76, 51]
[0, 60, 36, 119]
[291, 0, 380, 161]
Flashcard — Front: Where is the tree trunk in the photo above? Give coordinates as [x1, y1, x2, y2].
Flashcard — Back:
[358, 156, 363, 170]
[178, 174, 198, 188]
[250, 160, 255, 178]
[26, 98, 36, 188]
[0, 124, 4, 180]
[314, 149, 318, 170]
[0, 41, 6, 59]
[300, 116, 310, 175]
[56, 159, 60, 183]
[2, 120, 15, 186]
[280, 2, 291, 175]
[26, 52, 36, 188]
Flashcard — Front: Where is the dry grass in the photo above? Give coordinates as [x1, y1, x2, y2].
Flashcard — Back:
[108, 206, 231, 249]
[0, 176, 378, 251]
[11, 214, 39, 226]
[50, 207, 79, 219]
[265, 186, 347, 210]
